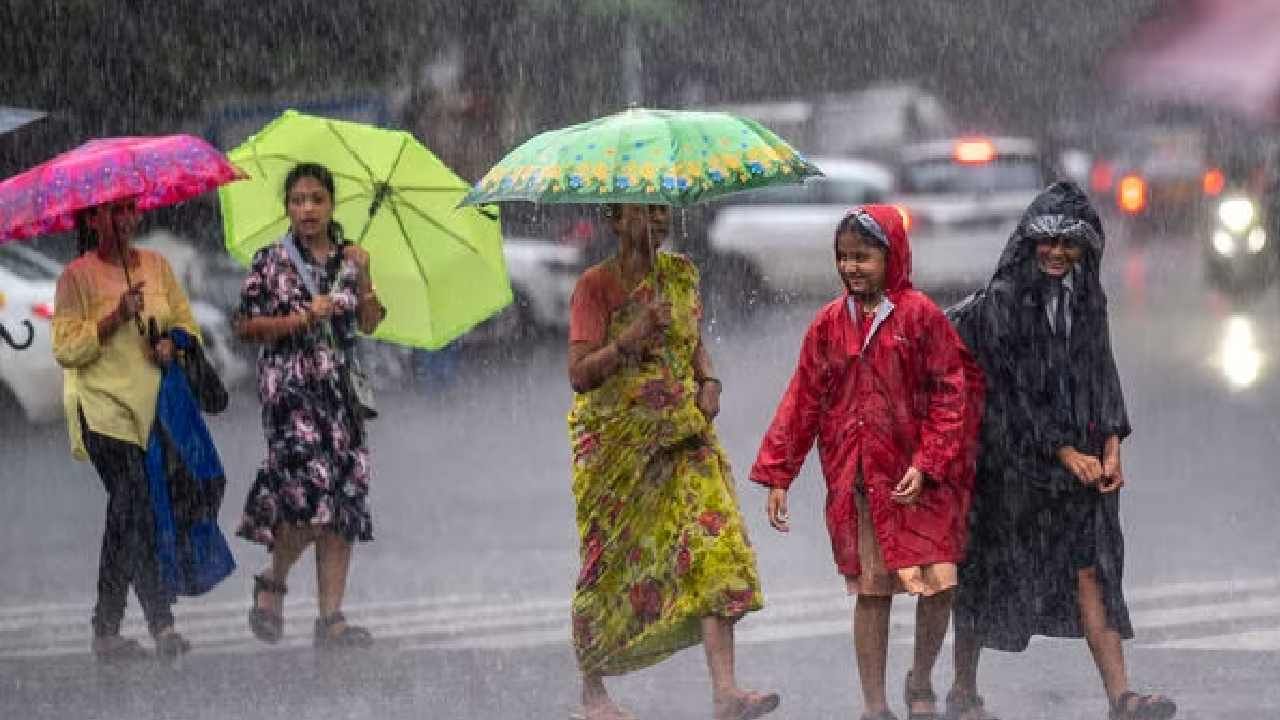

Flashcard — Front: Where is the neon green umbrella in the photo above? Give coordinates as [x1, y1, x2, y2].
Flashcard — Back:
[461, 107, 820, 207]
[220, 110, 510, 350]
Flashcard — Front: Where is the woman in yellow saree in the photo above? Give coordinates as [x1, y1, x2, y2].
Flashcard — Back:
[566, 204, 777, 720]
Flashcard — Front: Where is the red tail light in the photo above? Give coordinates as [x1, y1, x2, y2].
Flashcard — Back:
[1089, 161, 1114, 194]
[1117, 175, 1148, 215]
[31, 302, 55, 320]
[1202, 168, 1226, 196]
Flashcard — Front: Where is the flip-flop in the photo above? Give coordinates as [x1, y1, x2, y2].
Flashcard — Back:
[715, 690, 781, 720]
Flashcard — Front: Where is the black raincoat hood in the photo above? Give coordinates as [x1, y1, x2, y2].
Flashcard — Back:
[992, 180, 1104, 282]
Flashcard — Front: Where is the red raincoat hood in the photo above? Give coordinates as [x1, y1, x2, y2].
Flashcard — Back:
[841, 204, 913, 297]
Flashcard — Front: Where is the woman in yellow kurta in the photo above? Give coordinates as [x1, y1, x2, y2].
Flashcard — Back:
[52, 198, 200, 661]
[566, 204, 777, 720]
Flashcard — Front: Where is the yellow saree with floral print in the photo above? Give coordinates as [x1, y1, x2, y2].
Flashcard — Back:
[568, 252, 763, 676]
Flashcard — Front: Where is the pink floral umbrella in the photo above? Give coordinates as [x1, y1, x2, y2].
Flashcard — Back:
[0, 134, 246, 244]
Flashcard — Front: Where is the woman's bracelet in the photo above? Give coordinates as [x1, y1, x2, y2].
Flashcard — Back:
[697, 376, 722, 388]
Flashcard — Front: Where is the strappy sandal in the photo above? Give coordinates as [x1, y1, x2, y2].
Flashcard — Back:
[860, 711, 901, 720]
[154, 630, 192, 659]
[92, 635, 151, 663]
[314, 611, 374, 650]
[1108, 691, 1176, 720]
[249, 574, 286, 643]
[714, 690, 781, 720]
[904, 671, 941, 720]
[944, 688, 1000, 720]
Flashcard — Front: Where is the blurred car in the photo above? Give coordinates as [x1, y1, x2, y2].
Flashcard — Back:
[1090, 124, 1213, 234]
[1203, 191, 1280, 296]
[891, 136, 1048, 293]
[0, 244, 248, 424]
[703, 156, 895, 305]
[465, 235, 582, 343]
[0, 245, 60, 423]
[704, 82, 954, 164]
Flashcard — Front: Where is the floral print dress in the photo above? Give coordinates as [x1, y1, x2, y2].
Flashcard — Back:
[568, 252, 763, 677]
[236, 239, 373, 548]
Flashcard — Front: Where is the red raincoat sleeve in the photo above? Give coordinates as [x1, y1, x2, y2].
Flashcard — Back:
[909, 304, 971, 484]
[751, 316, 827, 490]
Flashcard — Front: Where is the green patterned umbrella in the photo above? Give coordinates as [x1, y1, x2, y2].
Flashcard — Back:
[461, 107, 820, 207]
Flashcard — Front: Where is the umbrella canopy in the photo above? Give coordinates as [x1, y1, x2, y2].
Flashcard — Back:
[461, 107, 821, 207]
[219, 110, 510, 351]
[0, 134, 244, 244]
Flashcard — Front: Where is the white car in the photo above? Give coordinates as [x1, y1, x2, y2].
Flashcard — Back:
[0, 246, 61, 423]
[892, 137, 1047, 293]
[0, 245, 248, 425]
[705, 156, 896, 301]
[464, 236, 582, 343]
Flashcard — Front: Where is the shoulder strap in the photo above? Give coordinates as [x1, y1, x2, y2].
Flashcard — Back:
[281, 234, 320, 298]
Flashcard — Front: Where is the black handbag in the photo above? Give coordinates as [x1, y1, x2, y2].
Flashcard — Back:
[157, 320, 228, 415]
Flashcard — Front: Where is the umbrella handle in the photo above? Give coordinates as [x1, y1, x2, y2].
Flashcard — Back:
[117, 242, 146, 335]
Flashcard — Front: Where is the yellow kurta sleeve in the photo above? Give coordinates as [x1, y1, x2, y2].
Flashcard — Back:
[51, 266, 103, 369]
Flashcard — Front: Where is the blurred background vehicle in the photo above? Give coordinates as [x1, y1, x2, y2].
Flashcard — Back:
[891, 136, 1049, 295]
[1090, 122, 1214, 237]
[702, 83, 954, 164]
[699, 156, 895, 312]
[0, 245, 60, 424]
[0, 243, 248, 425]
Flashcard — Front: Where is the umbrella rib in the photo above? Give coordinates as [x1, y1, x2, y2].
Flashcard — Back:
[390, 185, 468, 194]
[325, 122, 379, 185]
[234, 191, 372, 248]
[394, 200, 484, 256]
[355, 135, 412, 244]
[239, 152, 371, 190]
[387, 202, 435, 335]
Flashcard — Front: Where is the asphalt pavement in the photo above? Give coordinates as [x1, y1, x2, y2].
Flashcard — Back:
[1, 228, 1278, 719]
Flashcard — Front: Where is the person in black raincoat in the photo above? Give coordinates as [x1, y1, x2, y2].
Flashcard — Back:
[946, 182, 1176, 720]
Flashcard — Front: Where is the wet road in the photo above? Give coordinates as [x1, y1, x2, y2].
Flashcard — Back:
[1, 227, 1278, 719]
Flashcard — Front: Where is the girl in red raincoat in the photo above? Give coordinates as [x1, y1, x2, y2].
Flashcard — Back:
[751, 205, 982, 720]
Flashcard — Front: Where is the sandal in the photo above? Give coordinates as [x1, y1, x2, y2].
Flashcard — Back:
[904, 671, 940, 720]
[860, 711, 901, 720]
[1109, 691, 1176, 720]
[944, 688, 999, 720]
[154, 630, 192, 659]
[249, 574, 286, 643]
[714, 690, 781, 720]
[92, 635, 151, 663]
[314, 611, 374, 650]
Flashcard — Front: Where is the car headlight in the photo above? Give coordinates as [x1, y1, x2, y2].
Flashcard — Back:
[1247, 227, 1267, 254]
[1213, 229, 1237, 257]
[1218, 197, 1256, 233]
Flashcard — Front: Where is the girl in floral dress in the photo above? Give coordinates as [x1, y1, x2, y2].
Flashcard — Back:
[234, 163, 385, 649]
[566, 203, 778, 720]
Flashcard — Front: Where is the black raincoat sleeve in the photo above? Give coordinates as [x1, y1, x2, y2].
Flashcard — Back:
[966, 286, 1075, 493]
[1093, 312, 1132, 441]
